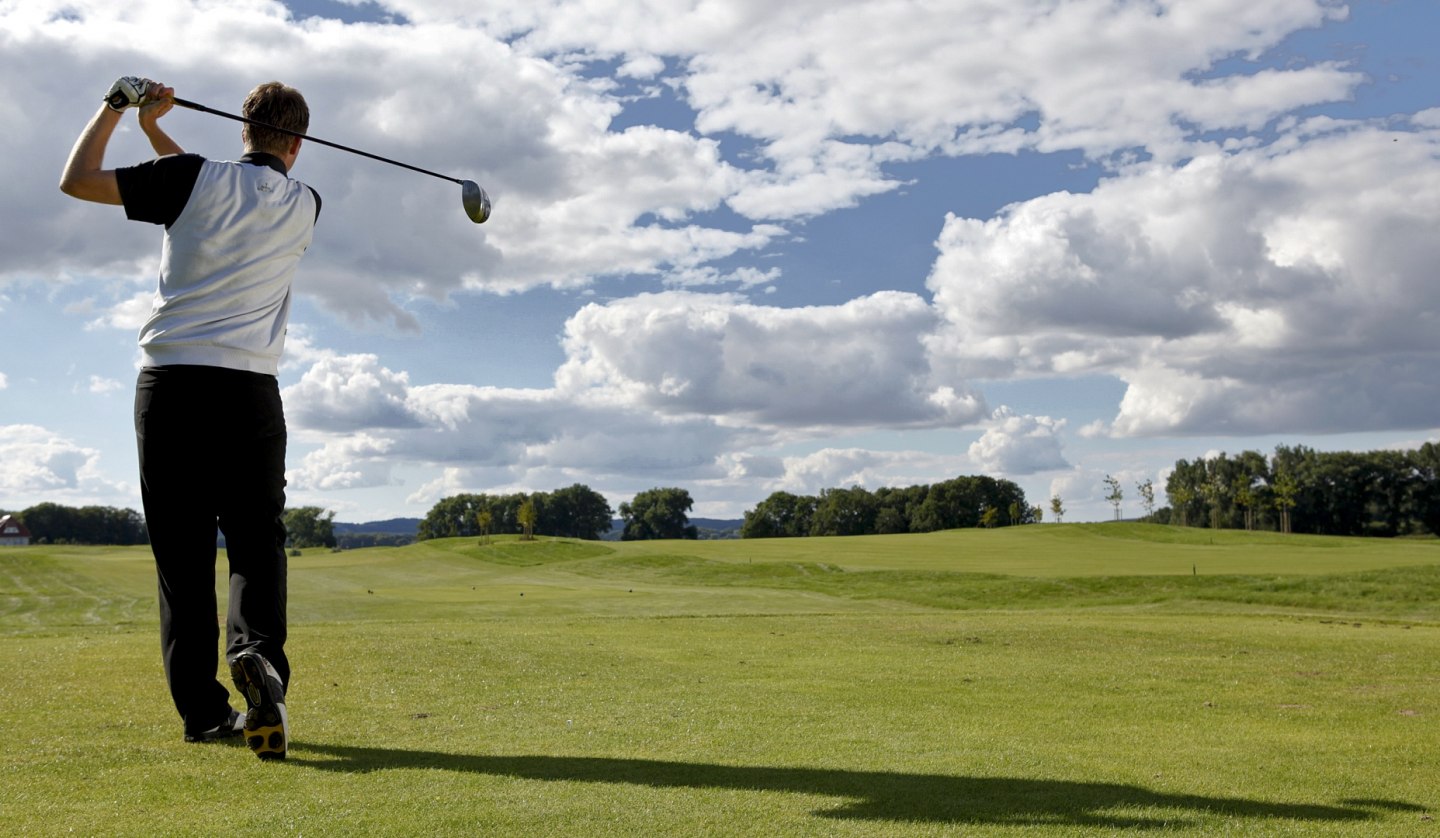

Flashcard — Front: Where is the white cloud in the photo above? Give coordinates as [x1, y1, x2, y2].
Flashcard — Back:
[87, 376, 123, 395]
[8, 0, 1366, 324]
[968, 409, 1069, 475]
[281, 351, 743, 493]
[0, 424, 122, 498]
[288, 433, 398, 491]
[3, 0, 776, 326]
[285, 354, 417, 431]
[555, 290, 986, 429]
[84, 292, 155, 332]
[927, 121, 1440, 435]
[380, 0, 1358, 217]
[0, 372, 7, 389]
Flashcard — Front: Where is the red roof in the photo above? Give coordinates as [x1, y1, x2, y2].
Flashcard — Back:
[0, 514, 32, 538]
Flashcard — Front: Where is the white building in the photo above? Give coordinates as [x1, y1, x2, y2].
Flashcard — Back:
[0, 514, 32, 547]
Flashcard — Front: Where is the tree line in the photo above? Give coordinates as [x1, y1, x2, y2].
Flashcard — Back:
[741, 475, 1035, 538]
[418, 484, 616, 541]
[2, 502, 347, 549]
[417, 485, 706, 542]
[1159, 443, 1440, 537]
[1, 503, 148, 545]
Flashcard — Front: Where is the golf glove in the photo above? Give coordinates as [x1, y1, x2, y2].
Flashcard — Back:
[104, 76, 153, 111]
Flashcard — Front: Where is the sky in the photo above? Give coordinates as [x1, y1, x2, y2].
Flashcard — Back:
[2, 0, 1438, 526]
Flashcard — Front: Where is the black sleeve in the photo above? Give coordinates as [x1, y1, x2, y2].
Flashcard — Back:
[309, 186, 322, 223]
[116, 154, 205, 227]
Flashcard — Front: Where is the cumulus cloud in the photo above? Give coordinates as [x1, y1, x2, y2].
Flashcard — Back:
[2, 0, 778, 327]
[555, 290, 986, 429]
[6, 0, 1366, 326]
[968, 409, 1070, 475]
[0, 424, 121, 498]
[927, 121, 1440, 435]
[288, 433, 398, 491]
[281, 351, 743, 492]
[380, 0, 1358, 216]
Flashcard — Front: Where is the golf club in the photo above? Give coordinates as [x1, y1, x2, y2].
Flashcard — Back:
[167, 96, 490, 224]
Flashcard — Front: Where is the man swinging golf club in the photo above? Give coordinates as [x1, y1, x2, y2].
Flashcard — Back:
[60, 77, 311, 760]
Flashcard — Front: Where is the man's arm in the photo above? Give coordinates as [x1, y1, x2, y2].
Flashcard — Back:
[59, 105, 124, 204]
[59, 80, 180, 205]
[138, 83, 183, 157]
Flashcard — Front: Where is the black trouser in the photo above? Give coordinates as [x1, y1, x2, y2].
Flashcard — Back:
[135, 365, 289, 734]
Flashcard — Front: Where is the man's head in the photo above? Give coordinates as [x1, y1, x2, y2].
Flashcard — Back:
[241, 82, 308, 159]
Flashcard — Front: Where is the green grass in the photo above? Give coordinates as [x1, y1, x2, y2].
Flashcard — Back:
[2, 525, 1438, 836]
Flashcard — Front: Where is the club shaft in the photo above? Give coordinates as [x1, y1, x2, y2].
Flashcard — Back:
[170, 97, 463, 185]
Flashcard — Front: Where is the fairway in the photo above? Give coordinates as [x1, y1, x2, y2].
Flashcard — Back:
[2, 525, 1437, 836]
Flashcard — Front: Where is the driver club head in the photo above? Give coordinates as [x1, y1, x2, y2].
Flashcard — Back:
[461, 180, 491, 224]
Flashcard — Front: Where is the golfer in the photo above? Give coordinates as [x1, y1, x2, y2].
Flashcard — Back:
[60, 77, 319, 760]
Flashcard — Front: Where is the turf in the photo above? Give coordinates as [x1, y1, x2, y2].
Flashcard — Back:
[2, 525, 1437, 836]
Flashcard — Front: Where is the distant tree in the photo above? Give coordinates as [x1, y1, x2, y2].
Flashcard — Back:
[18, 503, 149, 545]
[1050, 495, 1065, 523]
[284, 506, 336, 548]
[418, 494, 494, 540]
[517, 498, 537, 541]
[980, 506, 1000, 528]
[1136, 479, 1156, 519]
[1167, 483, 1194, 527]
[1233, 478, 1255, 531]
[1031, 506, 1043, 523]
[620, 487, 698, 540]
[810, 486, 878, 536]
[1272, 471, 1298, 534]
[1103, 475, 1123, 521]
[874, 505, 908, 534]
[742, 491, 817, 538]
[541, 484, 613, 540]
[476, 508, 493, 544]
[1411, 443, 1440, 536]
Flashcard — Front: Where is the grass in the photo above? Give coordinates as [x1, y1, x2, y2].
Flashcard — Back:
[2, 524, 1438, 836]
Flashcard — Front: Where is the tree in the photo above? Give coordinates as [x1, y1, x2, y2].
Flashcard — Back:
[619, 487, 698, 540]
[418, 494, 490, 540]
[517, 497, 537, 541]
[810, 486, 878, 536]
[1272, 471, 1298, 534]
[541, 484, 614, 540]
[1168, 484, 1194, 527]
[1103, 475, 1123, 521]
[980, 506, 1000, 528]
[283, 506, 336, 548]
[1032, 506, 1044, 523]
[17, 503, 149, 545]
[742, 491, 816, 538]
[1233, 478, 1255, 531]
[476, 508, 493, 544]
[1136, 479, 1156, 519]
[1050, 495, 1065, 523]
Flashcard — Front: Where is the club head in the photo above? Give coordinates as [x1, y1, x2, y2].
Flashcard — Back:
[461, 180, 491, 224]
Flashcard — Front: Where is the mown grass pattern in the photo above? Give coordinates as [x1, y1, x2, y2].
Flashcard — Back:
[2, 525, 1437, 836]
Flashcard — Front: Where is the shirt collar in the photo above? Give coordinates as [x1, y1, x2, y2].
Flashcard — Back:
[240, 151, 289, 175]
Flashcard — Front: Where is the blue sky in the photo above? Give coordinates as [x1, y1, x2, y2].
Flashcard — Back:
[2, 0, 1438, 525]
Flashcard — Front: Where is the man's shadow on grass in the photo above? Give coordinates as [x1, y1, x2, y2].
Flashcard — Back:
[289, 742, 1423, 829]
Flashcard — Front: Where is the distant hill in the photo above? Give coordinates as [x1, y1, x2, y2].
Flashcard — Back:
[600, 517, 744, 541]
[334, 518, 422, 535]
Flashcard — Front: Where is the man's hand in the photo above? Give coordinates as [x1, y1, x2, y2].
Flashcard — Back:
[138, 81, 175, 122]
[104, 76, 154, 111]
